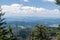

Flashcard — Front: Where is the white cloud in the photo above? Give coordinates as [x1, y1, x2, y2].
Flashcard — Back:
[1, 4, 60, 18]
[23, 0, 29, 2]
[43, 0, 55, 2]
[49, 24, 59, 27]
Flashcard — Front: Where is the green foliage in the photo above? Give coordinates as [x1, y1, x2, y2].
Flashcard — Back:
[56, 0, 60, 5]
[7, 25, 20, 40]
[0, 6, 19, 40]
[8, 25, 13, 38]
[7, 25, 14, 40]
[0, 6, 8, 40]
[31, 24, 50, 40]
[55, 25, 60, 40]
[0, 7, 6, 27]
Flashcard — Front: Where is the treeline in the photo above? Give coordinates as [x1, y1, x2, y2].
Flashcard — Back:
[13, 24, 60, 40]
[27, 25, 60, 40]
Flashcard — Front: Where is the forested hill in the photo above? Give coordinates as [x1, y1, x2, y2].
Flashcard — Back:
[6, 18, 60, 27]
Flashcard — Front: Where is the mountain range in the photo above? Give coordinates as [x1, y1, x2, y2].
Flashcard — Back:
[6, 17, 60, 27]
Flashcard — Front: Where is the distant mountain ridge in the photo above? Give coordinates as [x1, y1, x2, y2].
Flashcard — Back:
[6, 18, 60, 27]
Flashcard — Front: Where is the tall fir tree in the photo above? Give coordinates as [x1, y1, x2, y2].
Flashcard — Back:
[0, 6, 8, 40]
[0, 6, 6, 27]
[8, 25, 20, 40]
[0, 6, 20, 40]
[8, 25, 14, 40]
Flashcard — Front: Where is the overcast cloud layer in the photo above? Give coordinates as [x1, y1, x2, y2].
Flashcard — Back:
[1, 4, 60, 18]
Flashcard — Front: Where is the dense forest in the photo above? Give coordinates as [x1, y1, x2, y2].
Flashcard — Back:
[0, 0, 60, 40]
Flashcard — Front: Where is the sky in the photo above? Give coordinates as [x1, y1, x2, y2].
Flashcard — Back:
[0, 0, 60, 20]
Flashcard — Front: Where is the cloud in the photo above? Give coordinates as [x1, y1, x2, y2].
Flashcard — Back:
[23, 0, 29, 2]
[1, 4, 60, 18]
[43, 0, 55, 2]
[49, 24, 59, 27]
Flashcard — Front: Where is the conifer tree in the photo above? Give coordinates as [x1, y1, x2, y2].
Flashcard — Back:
[31, 24, 50, 40]
[0, 6, 8, 40]
[8, 25, 20, 40]
[55, 0, 60, 10]
[0, 6, 20, 40]
[56, 0, 60, 5]
[8, 25, 14, 40]
[0, 6, 6, 27]
[55, 25, 60, 40]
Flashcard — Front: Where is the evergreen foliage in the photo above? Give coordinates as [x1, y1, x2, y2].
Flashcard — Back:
[7, 25, 19, 40]
[55, 25, 60, 40]
[0, 6, 8, 40]
[56, 0, 60, 5]
[0, 6, 19, 40]
[31, 24, 50, 40]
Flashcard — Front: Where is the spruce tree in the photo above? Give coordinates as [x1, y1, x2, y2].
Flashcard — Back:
[8, 25, 14, 40]
[8, 25, 20, 40]
[0, 6, 20, 40]
[31, 24, 50, 40]
[0, 6, 8, 40]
